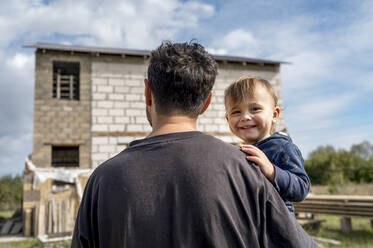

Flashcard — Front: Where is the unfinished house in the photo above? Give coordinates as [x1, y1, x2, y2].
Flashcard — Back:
[23, 42, 287, 237]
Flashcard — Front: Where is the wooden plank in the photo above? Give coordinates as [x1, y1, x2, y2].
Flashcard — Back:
[57, 74, 61, 99]
[295, 208, 373, 218]
[306, 194, 373, 202]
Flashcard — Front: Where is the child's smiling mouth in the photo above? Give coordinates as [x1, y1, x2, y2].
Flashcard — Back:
[238, 125, 256, 130]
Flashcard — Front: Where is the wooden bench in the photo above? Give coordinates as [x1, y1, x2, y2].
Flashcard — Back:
[294, 194, 373, 232]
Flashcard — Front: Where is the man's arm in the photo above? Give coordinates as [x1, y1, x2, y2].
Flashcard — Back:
[261, 179, 317, 248]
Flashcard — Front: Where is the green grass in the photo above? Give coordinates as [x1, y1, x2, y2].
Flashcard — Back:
[0, 240, 38, 248]
[305, 215, 373, 248]
[0, 240, 71, 248]
[0, 210, 16, 219]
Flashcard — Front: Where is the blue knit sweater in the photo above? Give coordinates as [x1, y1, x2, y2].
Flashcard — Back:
[254, 132, 311, 213]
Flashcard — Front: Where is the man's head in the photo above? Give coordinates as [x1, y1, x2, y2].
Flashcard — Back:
[146, 41, 218, 119]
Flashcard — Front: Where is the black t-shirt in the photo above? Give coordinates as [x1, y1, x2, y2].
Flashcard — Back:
[72, 131, 316, 248]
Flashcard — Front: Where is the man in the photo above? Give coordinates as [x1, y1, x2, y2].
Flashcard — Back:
[72, 41, 316, 247]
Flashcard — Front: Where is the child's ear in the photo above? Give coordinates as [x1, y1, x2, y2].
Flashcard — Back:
[272, 106, 281, 124]
[225, 113, 229, 122]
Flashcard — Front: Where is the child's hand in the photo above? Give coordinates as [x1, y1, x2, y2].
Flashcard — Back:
[240, 145, 275, 183]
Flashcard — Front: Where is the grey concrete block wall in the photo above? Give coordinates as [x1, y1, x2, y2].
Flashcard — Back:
[90, 58, 285, 167]
[32, 51, 92, 168]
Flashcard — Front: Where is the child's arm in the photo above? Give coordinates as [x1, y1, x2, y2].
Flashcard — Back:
[240, 145, 275, 183]
[241, 144, 310, 202]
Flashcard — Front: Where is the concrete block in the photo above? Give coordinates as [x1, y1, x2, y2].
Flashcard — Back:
[109, 78, 125, 86]
[109, 94, 125, 101]
[115, 116, 130, 124]
[109, 109, 124, 116]
[92, 93, 106, 100]
[116, 145, 127, 152]
[205, 124, 219, 132]
[99, 145, 117, 153]
[199, 118, 213, 124]
[97, 116, 113, 124]
[124, 79, 142, 87]
[219, 124, 230, 133]
[92, 108, 109, 116]
[130, 87, 144, 94]
[97, 101, 114, 109]
[92, 137, 109, 145]
[92, 145, 99, 153]
[214, 118, 227, 125]
[91, 124, 108, 132]
[92, 77, 108, 85]
[115, 86, 130, 93]
[127, 124, 143, 132]
[118, 136, 137, 144]
[135, 116, 148, 124]
[130, 102, 145, 109]
[126, 109, 144, 116]
[114, 101, 130, 108]
[92, 153, 109, 161]
[109, 124, 125, 132]
[125, 94, 141, 101]
[98, 85, 113, 93]
[109, 137, 118, 144]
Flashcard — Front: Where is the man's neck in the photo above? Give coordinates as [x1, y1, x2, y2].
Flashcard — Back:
[147, 115, 197, 138]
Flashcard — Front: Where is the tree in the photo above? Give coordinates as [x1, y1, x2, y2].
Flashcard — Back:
[351, 141, 373, 160]
[0, 175, 23, 210]
[305, 141, 373, 185]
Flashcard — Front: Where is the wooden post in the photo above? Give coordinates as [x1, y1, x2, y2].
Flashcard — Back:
[69, 75, 74, 99]
[36, 203, 45, 237]
[23, 208, 33, 236]
[340, 217, 352, 233]
[57, 74, 61, 99]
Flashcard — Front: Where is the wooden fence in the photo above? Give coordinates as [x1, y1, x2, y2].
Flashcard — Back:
[294, 194, 373, 232]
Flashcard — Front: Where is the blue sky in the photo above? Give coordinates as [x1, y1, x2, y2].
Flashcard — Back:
[1, 0, 373, 176]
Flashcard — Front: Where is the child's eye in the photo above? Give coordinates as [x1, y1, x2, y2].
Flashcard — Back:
[251, 107, 261, 112]
[231, 110, 241, 115]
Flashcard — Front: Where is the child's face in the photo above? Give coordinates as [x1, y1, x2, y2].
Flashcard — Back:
[225, 85, 280, 144]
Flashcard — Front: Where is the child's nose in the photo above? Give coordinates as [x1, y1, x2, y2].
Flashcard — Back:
[242, 112, 252, 120]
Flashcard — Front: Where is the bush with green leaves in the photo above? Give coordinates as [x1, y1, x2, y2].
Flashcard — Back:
[305, 141, 373, 185]
[0, 174, 23, 211]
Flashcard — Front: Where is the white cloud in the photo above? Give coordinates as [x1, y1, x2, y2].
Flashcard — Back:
[0, 0, 215, 49]
[215, 29, 258, 56]
[6, 53, 33, 69]
[0, 133, 32, 176]
[286, 93, 356, 131]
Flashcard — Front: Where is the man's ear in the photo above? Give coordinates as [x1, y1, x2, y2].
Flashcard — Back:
[199, 92, 213, 115]
[144, 79, 152, 107]
[272, 106, 281, 124]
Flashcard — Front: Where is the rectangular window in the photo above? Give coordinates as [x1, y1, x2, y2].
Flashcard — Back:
[52, 146, 79, 167]
[53, 61, 80, 100]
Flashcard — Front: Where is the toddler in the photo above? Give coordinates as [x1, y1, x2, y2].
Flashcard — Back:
[224, 75, 310, 214]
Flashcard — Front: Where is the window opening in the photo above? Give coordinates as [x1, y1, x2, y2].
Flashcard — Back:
[53, 61, 80, 100]
[52, 146, 79, 167]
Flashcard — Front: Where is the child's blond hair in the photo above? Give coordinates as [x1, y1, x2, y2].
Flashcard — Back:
[224, 75, 278, 108]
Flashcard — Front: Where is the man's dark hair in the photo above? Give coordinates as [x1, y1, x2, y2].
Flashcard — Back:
[147, 41, 218, 118]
